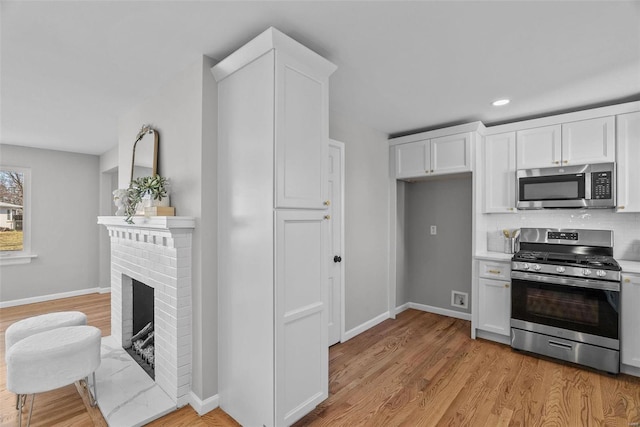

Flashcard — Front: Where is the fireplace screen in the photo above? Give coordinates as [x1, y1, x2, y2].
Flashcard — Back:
[126, 279, 155, 379]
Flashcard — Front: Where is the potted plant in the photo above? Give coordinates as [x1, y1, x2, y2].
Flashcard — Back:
[124, 175, 169, 224]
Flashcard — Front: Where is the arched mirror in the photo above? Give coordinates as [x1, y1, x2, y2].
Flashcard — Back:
[130, 124, 158, 184]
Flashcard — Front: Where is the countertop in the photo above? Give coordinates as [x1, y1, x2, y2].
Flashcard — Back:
[619, 260, 640, 274]
[475, 252, 640, 274]
[475, 252, 513, 262]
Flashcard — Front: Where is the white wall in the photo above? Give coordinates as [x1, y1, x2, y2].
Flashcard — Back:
[0, 144, 100, 302]
[115, 55, 218, 402]
[329, 111, 391, 332]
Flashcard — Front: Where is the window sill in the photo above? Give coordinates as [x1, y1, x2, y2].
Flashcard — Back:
[0, 253, 38, 266]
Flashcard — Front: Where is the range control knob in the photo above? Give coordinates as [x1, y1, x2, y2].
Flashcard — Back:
[556, 266, 566, 273]
[596, 270, 607, 277]
[533, 264, 542, 271]
[522, 263, 530, 270]
[582, 269, 592, 276]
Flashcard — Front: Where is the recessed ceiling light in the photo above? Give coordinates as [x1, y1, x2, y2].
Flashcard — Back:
[492, 99, 510, 107]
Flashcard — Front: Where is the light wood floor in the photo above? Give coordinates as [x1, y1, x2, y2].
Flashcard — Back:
[2, 294, 640, 426]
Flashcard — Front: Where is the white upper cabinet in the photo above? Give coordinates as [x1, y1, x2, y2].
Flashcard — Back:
[395, 132, 471, 179]
[516, 117, 614, 169]
[431, 132, 472, 175]
[484, 132, 517, 213]
[616, 112, 640, 212]
[275, 49, 329, 209]
[516, 125, 562, 169]
[395, 139, 430, 179]
[562, 116, 615, 165]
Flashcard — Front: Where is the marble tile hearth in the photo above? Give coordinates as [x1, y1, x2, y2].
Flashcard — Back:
[97, 216, 195, 426]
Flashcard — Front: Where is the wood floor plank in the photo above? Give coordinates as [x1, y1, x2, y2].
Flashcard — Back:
[3, 297, 640, 426]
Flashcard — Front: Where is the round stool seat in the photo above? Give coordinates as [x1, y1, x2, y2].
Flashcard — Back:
[6, 325, 102, 395]
[5, 311, 87, 352]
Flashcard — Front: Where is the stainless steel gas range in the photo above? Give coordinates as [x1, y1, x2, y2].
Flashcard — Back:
[510, 228, 621, 373]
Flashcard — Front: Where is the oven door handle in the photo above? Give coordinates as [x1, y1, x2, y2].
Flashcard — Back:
[511, 271, 620, 292]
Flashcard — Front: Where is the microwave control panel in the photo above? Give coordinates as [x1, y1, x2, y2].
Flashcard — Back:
[592, 171, 612, 199]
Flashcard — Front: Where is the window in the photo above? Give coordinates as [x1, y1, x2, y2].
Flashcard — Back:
[0, 167, 34, 265]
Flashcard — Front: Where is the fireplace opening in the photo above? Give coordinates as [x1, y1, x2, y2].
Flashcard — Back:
[126, 279, 155, 379]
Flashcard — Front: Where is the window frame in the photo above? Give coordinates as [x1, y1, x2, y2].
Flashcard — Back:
[0, 166, 36, 265]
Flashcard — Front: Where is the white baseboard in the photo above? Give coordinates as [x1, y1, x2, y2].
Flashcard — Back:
[395, 302, 410, 315]
[342, 311, 390, 342]
[189, 391, 219, 416]
[0, 287, 107, 308]
[407, 302, 472, 321]
[98, 287, 111, 294]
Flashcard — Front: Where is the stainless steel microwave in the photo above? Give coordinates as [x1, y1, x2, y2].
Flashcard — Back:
[516, 163, 616, 209]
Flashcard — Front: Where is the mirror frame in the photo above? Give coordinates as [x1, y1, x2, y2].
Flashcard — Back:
[130, 125, 159, 184]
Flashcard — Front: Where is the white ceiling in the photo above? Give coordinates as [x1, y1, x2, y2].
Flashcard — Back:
[2, 1, 639, 155]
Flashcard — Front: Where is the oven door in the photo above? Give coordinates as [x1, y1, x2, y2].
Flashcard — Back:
[511, 271, 620, 349]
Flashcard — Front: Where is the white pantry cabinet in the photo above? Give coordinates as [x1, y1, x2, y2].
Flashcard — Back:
[477, 260, 511, 337]
[616, 111, 640, 213]
[483, 132, 517, 213]
[516, 116, 615, 169]
[622, 273, 640, 368]
[213, 28, 335, 427]
[395, 132, 471, 179]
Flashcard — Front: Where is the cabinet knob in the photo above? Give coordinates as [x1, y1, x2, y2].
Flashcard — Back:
[324, 200, 331, 206]
[625, 278, 631, 283]
[505, 283, 510, 288]
[430, 170, 434, 173]
[554, 161, 560, 165]
[618, 206, 625, 210]
[563, 160, 569, 164]
[508, 208, 514, 211]
[333, 255, 342, 263]
[488, 269, 501, 274]
[324, 215, 331, 220]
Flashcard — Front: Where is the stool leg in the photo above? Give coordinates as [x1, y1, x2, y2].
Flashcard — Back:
[17, 394, 22, 427]
[15, 393, 20, 410]
[26, 394, 35, 427]
[92, 372, 98, 407]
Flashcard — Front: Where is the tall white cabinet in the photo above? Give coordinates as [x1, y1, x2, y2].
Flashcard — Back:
[213, 28, 336, 427]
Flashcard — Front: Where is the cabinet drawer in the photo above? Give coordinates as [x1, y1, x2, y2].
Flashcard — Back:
[479, 260, 511, 280]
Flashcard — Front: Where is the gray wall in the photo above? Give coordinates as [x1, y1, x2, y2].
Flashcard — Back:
[116, 55, 218, 402]
[329, 112, 391, 332]
[404, 175, 472, 314]
[0, 144, 100, 302]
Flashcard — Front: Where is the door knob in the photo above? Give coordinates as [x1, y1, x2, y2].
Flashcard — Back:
[333, 255, 342, 263]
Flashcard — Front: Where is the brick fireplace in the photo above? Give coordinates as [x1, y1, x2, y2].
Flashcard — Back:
[98, 216, 195, 407]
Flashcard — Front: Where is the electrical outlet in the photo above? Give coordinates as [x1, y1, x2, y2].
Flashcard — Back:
[430, 225, 437, 235]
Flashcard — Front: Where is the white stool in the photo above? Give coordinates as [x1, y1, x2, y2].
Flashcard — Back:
[6, 325, 102, 427]
[4, 311, 87, 351]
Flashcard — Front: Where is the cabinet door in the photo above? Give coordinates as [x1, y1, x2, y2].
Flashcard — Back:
[478, 278, 511, 336]
[275, 210, 328, 426]
[484, 133, 517, 213]
[275, 50, 328, 209]
[562, 116, 615, 165]
[616, 112, 640, 212]
[395, 140, 430, 179]
[516, 125, 562, 169]
[622, 274, 640, 368]
[431, 132, 472, 175]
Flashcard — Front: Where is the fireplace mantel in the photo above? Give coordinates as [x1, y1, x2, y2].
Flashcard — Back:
[98, 215, 195, 230]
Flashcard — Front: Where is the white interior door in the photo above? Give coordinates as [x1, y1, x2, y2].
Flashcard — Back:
[327, 141, 344, 346]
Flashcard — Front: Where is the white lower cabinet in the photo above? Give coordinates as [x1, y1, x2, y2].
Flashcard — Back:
[275, 210, 328, 424]
[622, 273, 640, 368]
[477, 260, 511, 337]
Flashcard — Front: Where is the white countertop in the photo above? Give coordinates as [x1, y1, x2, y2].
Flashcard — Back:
[475, 251, 513, 262]
[619, 260, 640, 274]
[475, 253, 640, 274]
